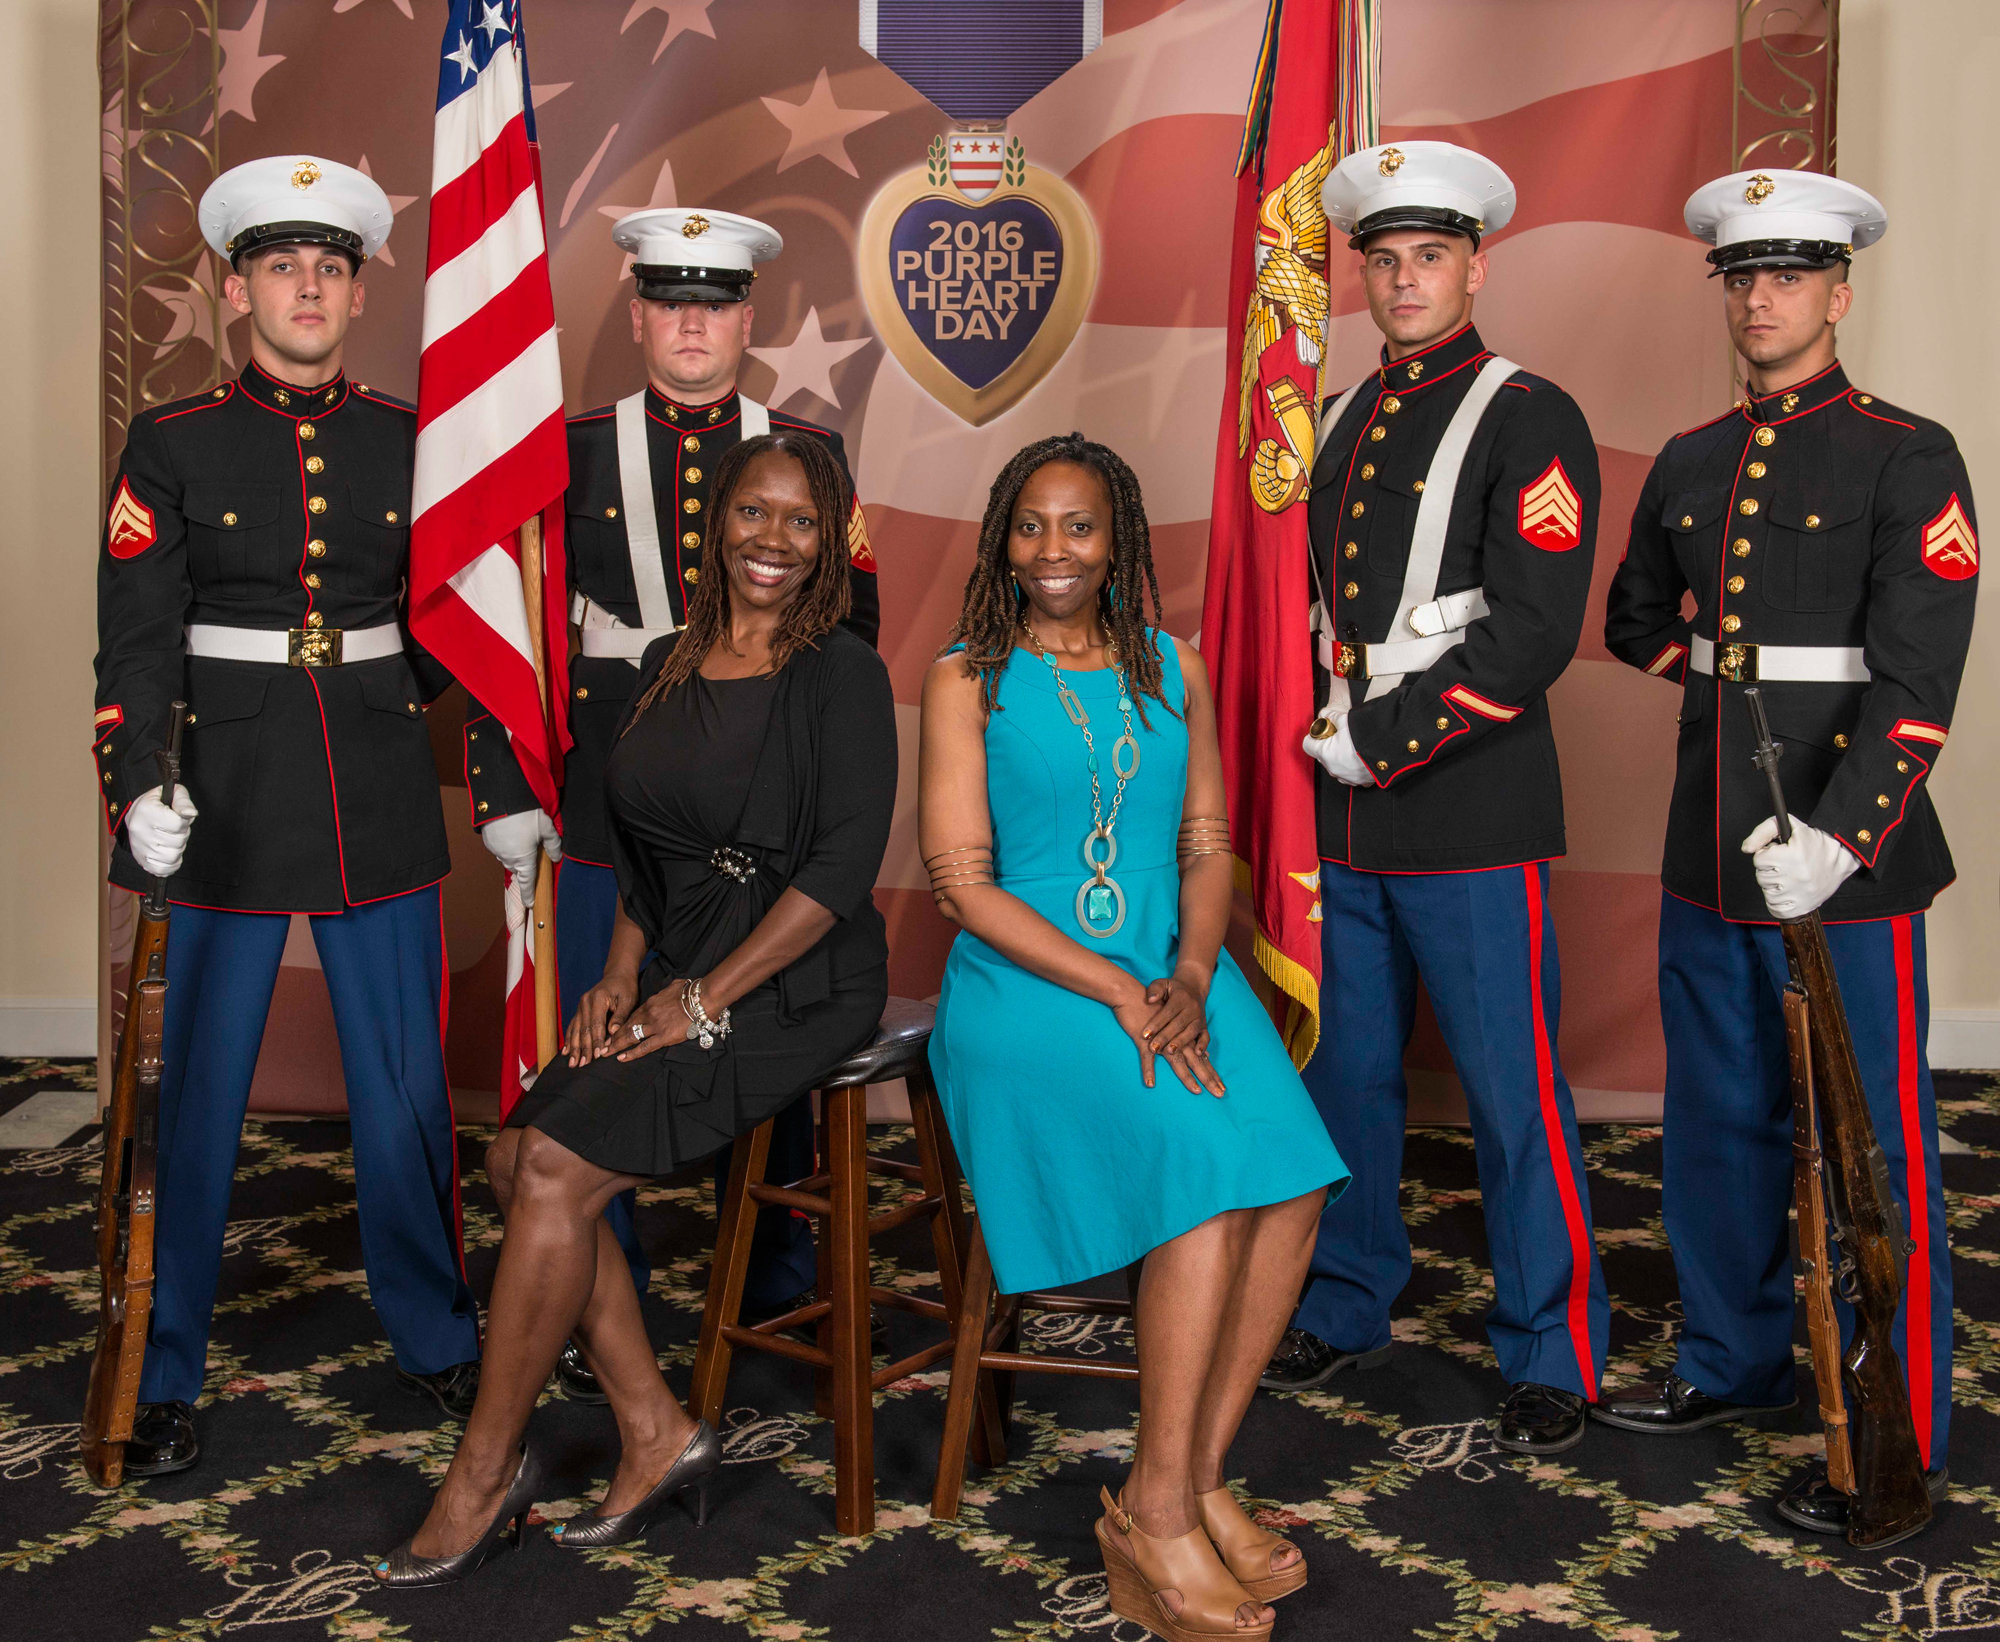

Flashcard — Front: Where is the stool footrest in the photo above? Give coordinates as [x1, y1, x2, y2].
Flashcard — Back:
[977, 1349, 1139, 1381]
[1016, 1292, 1132, 1317]
[870, 1288, 947, 1321]
[748, 1182, 832, 1217]
[868, 1195, 943, 1237]
[867, 1159, 924, 1184]
[721, 1323, 832, 1370]
[873, 1339, 956, 1390]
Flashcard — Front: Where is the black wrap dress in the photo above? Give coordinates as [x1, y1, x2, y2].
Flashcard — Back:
[507, 628, 896, 1176]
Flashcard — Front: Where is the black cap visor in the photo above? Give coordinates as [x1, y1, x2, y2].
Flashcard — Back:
[1350, 206, 1484, 251]
[634, 263, 756, 303]
[227, 221, 365, 269]
[1706, 238, 1852, 277]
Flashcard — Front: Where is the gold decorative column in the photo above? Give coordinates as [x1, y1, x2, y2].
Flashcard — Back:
[1733, 0, 1840, 173]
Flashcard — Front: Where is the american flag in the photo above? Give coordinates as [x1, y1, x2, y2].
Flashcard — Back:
[408, 0, 570, 1105]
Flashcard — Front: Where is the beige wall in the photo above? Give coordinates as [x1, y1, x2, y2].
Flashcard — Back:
[0, 0, 100, 1053]
[1842, 0, 2000, 1064]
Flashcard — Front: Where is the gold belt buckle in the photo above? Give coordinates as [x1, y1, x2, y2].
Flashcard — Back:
[1333, 641, 1361, 679]
[1716, 642, 1756, 683]
[288, 626, 343, 667]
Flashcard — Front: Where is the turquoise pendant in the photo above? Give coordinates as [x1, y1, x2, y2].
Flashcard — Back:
[1087, 883, 1116, 921]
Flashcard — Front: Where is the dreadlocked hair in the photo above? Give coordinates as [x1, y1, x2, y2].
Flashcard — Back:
[623, 431, 854, 729]
[944, 431, 1171, 726]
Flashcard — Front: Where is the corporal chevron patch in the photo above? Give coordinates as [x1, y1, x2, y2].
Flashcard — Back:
[1921, 494, 1978, 580]
[1518, 457, 1582, 551]
[107, 478, 157, 559]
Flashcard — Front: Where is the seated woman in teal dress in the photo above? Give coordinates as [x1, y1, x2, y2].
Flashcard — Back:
[920, 433, 1348, 1642]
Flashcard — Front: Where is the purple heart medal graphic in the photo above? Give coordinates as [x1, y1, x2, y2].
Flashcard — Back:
[857, 1, 1102, 425]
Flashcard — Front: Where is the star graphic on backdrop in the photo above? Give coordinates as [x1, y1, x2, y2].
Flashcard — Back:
[355, 155, 418, 267]
[747, 307, 869, 409]
[142, 260, 233, 370]
[333, 0, 415, 15]
[761, 68, 886, 178]
[212, 0, 285, 124]
[620, 0, 717, 64]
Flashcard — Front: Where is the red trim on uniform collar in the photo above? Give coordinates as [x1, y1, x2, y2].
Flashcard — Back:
[239, 359, 350, 418]
[1740, 360, 1847, 425]
[1378, 322, 1484, 388]
[646, 382, 740, 423]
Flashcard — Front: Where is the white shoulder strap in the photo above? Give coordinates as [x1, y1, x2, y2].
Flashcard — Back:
[738, 394, 770, 439]
[614, 391, 677, 635]
[1367, 355, 1519, 696]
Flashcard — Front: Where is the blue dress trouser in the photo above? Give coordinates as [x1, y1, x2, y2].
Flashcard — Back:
[556, 858, 815, 1308]
[138, 887, 480, 1404]
[1657, 893, 1952, 1468]
[1295, 860, 1608, 1397]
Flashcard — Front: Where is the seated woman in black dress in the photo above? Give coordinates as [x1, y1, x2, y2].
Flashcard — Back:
[374, 433, 897, 1585]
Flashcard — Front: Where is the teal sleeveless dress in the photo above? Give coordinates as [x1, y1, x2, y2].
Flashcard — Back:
[929, 632, 1348, 1295]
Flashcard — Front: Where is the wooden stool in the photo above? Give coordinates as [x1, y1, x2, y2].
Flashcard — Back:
[688, 996, 973, 1535]
[930, 1210, 1139, 1520]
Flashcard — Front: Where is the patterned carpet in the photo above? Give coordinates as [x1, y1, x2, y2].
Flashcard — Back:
[3, 1054, 1998, 1642]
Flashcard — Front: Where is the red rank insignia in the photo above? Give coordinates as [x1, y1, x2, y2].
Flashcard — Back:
[1920, 494, 1978, 580]
[1518, 457, 1582, 551]
[847, 501, 878, 573]
[107, 478, 157, 559]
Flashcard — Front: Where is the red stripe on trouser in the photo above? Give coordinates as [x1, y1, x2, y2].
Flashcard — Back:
[1524, 865, 1598, 1397]
[1893, 915, 1931, 1466]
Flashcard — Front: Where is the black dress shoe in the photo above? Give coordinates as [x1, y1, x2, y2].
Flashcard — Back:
[1259, 1328, 1393, 1392]
[398, 1360, 481, 1421]
[1590, 1373, 1794, 1434]
[742, 1288, 889, 1350]
[554, 1342, 608, 1405]
[124, 1401, 198, 1477]
[1775, 1464, 1949, 1540]
[1493, 1382, 1587, 1454]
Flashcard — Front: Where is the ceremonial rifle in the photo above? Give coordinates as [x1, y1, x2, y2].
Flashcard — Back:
[80, 703, 183, 1488]
[1746, 686, 1930, 1547]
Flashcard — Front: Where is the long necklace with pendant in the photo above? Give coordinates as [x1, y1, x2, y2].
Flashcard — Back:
[1020, 623, 1141, 939]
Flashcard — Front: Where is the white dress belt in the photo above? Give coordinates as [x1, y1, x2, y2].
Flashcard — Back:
[1689, 633, 1869, 683]
[572, 592, 664, 668]
[1312, 587, 1487, 680]
[185, 621, 404, 664]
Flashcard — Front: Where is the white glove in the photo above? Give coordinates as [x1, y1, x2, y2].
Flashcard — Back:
[1302, 713, 1378, 787]
[126, 785, 198, 878]
[1741, 816, 1860, 919]
[479, 808, 562, 906]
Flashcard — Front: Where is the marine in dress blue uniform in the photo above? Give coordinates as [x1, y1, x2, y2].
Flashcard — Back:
[465, 210, 881, 1396]
[1598, 171, 1973, 1536]
[1264, 143, 1610, 1454]
[94, 157, 481, 1475]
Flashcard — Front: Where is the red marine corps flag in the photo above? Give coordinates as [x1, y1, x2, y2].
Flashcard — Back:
[1199, 0, 1378, 1066]
[408, 0, 570, 1111]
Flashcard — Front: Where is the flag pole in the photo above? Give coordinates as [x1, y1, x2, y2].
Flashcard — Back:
[517, 512, 562, 1069]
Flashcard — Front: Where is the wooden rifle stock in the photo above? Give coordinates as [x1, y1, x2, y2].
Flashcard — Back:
[1747, 688, 1929, 1546]
[1784, 985, 1853, 1495]
[80, 702, 183, 1488]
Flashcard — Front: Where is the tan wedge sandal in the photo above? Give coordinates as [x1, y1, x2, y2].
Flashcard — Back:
[1196, 1486, 1308, 1602]
[1095, 1486, 1275, 1642]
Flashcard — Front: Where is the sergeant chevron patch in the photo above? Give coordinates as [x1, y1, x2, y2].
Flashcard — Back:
[847, 499, 877, 572]
[1518, 458, 1582, 551]
[106, 478, 157, 559]
[1921, 494, 1978, 580]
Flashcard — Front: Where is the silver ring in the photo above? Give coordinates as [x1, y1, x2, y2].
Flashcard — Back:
[631, 1022, 645, 1042]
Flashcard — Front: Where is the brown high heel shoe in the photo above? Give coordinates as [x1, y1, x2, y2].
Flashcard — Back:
[1196, 1486, 1307, 1602]
[1095, 1486, 1274, 1642]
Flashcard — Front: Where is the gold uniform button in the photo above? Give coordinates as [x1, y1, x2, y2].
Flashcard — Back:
[468, 730, 479, 741]
[1727, 576, 1745, 594]
[1732, 539, 1751, 557]
[605, 506, 618, 519]
[1738, 498, 1759, 516]
[308, 539, 326, 557]
[1876, 794, 1892, 809]
[1343, 543, 1358, 560]
[684, 466, 702, 483]
[184, 713, 195, 725]
[1755, 426, 1776, 446]
[1412, 479, 1426, 493]
[308, 495, 327, 514]
[1680, 515, 1693, 528]
[1896, 760, 1910, 773]
[1746, 462, 1767, 479]
[306, 611, 324, 628]
[1407, 739, 1420, 751]
[1375, 760, 1389, 772]
[575, 687, 588, 700]
[1343, 581, 1359, 599]
[385, 511, 398, 524]
[684, 566, 699, 583]
[104, 771, 114, 783]
[1834, 734, 1849, 749]
[1383, 396, 1402, 414]
[1350, 502, 1365, 518]
[275, 389, 291, 406]
[477, 801, 490, 815]
[406, 701, 418, 714]
[1436, 717, 1449, 729]
[1721, 614, 1741, 633]
[1360, 463, 1376, 480]
[471, 765, 482, 776]
[1369, 426, 1386, 442]
[683, 436, 700, 452]
[1805, 514, 1820, 529]
[1856, 829, 1871, 843]
[305, 573, 321, 588]
[298, 423, 315, 440]
[305, 456, 324, 475]
[683, 498, 701, 514]
[1858, 394, 1873, 405]
[222, 511, 238, 526]
[682, 531, 701, 549]
[213, 387, 227, 399]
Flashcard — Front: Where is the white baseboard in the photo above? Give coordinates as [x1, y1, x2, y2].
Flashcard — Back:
[0, 999, 97, 1058]
[1931, 1009, 2000, 1072]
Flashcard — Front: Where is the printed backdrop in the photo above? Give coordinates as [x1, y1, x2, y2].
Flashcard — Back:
[109, 0, 1786, 1114]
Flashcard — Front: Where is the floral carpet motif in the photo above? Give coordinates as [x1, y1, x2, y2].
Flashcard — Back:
[1, 1056, 1996, 1641]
